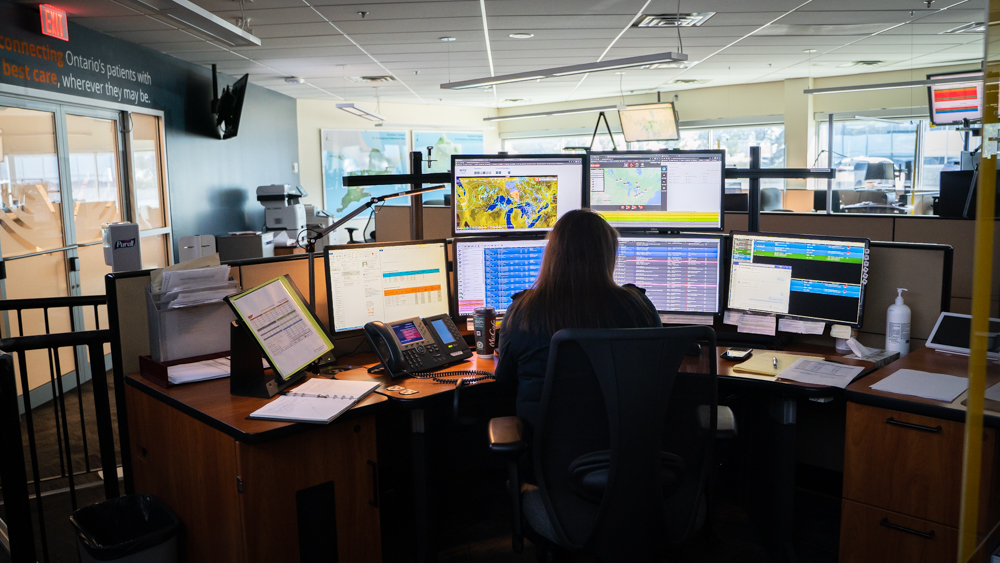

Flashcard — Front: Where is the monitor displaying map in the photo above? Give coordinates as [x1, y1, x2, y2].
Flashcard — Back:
[452, 155, 586, 235]
[618, 103, 680, 142]
[589, 150, 724, 231]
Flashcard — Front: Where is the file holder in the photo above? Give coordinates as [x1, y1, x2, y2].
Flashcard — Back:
[146, 282, 239, 362]
[229, 320, 306, 398]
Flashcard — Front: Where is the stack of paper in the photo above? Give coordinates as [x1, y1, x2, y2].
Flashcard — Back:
[776, 358, 865, 388]
[870, 369, 969, 402]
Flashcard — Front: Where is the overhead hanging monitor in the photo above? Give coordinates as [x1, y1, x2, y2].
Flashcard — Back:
[589, 150, 725, 231]
[452, 154, 587, 235]
[727, 232, 870, 327]
[614, 235, 723, 315]
[454, 236, 548, 317]
[618, 102, 680, 142]
[325, 240, 450, 333]
[927, 71, 983, 126]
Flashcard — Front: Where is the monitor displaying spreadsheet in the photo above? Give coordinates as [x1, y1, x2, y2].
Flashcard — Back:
[454, 237, 548, 317]
[324, 240, 450, 332]
[588, 150, 724, 231]
[727, 232, 870, 326]
[614, 236, 723, 315]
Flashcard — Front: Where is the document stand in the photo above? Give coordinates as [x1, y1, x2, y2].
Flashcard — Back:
[229, 320, 306, 398]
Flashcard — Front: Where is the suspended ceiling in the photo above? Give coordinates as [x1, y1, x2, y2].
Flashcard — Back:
[19, 0, 988, 107]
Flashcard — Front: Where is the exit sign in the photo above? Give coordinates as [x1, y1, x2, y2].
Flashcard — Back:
[39, 5, 68, 41]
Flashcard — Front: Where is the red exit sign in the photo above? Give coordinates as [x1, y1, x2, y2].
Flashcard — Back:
[39, 5, 69, 42]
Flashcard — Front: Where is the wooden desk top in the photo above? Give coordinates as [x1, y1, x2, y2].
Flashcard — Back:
[126, 372, 387, 445]
[332, 353, 499, 405]
[846, 347, 1000, 427]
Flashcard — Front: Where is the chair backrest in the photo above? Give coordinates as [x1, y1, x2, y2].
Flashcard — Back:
[533, 326, 717, 559]
[760, 187, 783, 211]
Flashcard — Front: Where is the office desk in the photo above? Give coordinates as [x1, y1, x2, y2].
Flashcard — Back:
[125, 372, 386, 563]
[840, 348, 1000, 562]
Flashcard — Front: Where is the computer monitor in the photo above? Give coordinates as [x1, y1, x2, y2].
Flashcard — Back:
[614, 235, 723, 315]
[453, 236, 548, 317]
[728, 232, 870, 326]
[618, 103, 680, 142]
[324, 240, 450, 333]
[589, 150, 725, 231]
[451, 154, 587, 235]
[927, 71, 983, 126]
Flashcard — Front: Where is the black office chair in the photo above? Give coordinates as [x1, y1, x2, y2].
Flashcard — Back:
[489, 326, 723, 560]
[760, 187, 791, 212]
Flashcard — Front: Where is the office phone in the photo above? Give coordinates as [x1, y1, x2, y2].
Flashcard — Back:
[363, 314, 490, 382]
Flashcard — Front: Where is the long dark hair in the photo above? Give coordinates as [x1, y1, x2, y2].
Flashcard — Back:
[504, 209, 652, 335]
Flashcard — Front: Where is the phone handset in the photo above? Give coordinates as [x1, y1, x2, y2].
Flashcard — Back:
[362, 321, 407, 377]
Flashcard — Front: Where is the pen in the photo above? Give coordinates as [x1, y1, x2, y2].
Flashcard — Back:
[773, 356, 778, 369]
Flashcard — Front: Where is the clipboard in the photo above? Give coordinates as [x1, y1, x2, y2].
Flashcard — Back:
[732, 352, 818, 377]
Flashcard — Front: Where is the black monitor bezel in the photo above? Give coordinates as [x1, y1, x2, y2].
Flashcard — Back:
[323, 238, 452, 336]
[616, 232, 727, 317]
[727, 230, 870, 328]
[926, 69, 983, 127]
[586, 149, 726, 233]
[451, 233, 549, 320]
[450, 153, 590, 237]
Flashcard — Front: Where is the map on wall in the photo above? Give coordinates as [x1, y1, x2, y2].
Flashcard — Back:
[412, 131, 484, 174]
[321, 129, 409, 219]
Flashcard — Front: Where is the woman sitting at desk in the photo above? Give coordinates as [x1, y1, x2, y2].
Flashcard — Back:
[495, 209, 661, 435]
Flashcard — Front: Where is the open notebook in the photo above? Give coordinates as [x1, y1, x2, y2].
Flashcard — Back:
[249, 378, 380, 424]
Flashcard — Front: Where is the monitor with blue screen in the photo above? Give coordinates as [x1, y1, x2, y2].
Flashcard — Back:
[454, 236, 548, 317]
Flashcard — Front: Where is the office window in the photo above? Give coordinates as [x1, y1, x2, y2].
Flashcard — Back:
[503, 133, 626, 154]
[920, 122, 981, 191]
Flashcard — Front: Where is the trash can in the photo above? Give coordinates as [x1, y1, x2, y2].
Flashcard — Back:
[70, 494, 179, 563]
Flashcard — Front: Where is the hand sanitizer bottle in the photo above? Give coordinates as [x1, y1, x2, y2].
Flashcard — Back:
[886, 288, 911, 356]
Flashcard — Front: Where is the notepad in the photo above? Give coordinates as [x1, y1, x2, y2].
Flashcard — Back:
[870, 369, 969, 402]
[249, 378, 380, 424]
[732, 352, 818, 377]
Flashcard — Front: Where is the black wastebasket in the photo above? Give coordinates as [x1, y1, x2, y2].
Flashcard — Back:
[70, 493, 179, 562]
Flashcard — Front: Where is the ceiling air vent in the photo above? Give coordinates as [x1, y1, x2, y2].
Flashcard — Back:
[941, 22, 985, 34]
[347, 76, 396, 83]
[634, 13, 715, 28]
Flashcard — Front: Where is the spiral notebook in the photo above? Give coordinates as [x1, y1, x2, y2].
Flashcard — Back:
[249, 378, 380, 424]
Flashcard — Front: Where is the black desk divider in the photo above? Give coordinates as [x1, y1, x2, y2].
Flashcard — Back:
[229, 319, 306, 398]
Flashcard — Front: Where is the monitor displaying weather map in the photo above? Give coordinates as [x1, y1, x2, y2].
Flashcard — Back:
[618, 103, 680, 142]
[589, 151, 725, 231]
[452, 155, 586, 235]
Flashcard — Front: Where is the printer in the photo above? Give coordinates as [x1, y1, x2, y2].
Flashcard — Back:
[256, 184, 307, 246]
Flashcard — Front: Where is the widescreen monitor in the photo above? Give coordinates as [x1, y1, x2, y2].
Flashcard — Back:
[727, 232, 869, 327]
[451, 154, 587, 235]
[454, 236, 548, 317]
[927, 71, 983, 126]
[615, 236, 723, 315]
[618, 102, 680, 142]
[325, 240, 450, 332]
[589, 150, 725, 231]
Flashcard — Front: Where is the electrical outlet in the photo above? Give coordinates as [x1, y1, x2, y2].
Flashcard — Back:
[292, 162, 299, 174]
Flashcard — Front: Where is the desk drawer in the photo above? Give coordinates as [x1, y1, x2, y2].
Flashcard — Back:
[844, 403, 967, 526]
[840, 499, 958, 563]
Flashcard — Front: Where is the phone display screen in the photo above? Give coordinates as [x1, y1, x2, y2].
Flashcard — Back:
[430, 318, 456, 344]
[391, 321, 424, 345]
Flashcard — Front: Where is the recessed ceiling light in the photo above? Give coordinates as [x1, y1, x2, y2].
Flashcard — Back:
[803, 49, 817, 53]
[284, 77, 306, 84]
[509, 33, 534, 39]
[440, 37, 457, 42]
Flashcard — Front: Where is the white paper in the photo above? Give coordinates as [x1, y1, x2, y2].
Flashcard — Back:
[230, 278, 332, 378]
[250, 395, 351, 423]
[871, 369, 969, 402]
[161, 265, 230, 293]
[167, 357, 231, 384]
[777, 358, 865, 388]
[723, 310, 744, 326]
[738, 314, 776, 336]
[288, 378, 381, 400]
[986, 382, 1000, 403]
[660, 313, 714, 325]
[778, 318, 826, 335]
[830, 324, 853, 339]
[151, 254, 221, 292]
[845, 337, 873, 358]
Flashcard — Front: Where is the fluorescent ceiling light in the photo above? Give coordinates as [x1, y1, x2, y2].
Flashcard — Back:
[337, 103, 385, 122]
[442, 51, 687, 90]
[483, 105, 624, 122]
[804, 73, 983, 95]
[119, 0, 261, 46]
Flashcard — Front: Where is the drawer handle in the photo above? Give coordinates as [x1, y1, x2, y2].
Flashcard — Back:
[879, 517, 935, 539]
[885, 417, 942, 433]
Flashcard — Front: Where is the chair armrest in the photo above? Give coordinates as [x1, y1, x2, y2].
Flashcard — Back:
[489, 416, 526, 455]
[696, 405, 738, 440]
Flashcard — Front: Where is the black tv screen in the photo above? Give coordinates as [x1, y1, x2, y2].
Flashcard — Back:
[216, 74, 248, 140]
